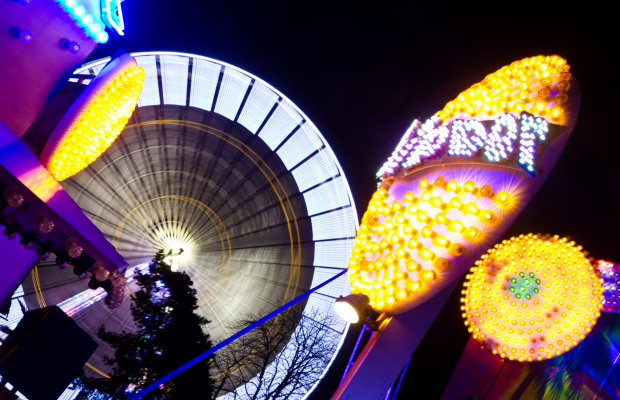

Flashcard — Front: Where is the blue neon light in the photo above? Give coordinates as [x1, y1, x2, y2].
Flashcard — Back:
[55, 0, 109, 43]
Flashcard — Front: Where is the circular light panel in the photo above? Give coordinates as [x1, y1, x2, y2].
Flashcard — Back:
[461, 233, 604, 362]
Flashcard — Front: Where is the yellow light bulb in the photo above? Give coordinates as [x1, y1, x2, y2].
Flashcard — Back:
[464, 227, 481, 241]
[446, 180, 459, 192]
[435, 213, 448, 225]
[464, 203, 479, 214]
[433, 235, 448, 247]
[463, 181, 477, 193]
[449, 197, 463, 210]
[448, 220, 464, 233]
[422, 270, 436, 281]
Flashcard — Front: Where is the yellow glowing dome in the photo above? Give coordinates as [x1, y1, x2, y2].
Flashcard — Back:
[40, 52, 145, 181]
[348, 55, 580, 314]
[436, 55, 572, 126]
[461, 234, 604, 362]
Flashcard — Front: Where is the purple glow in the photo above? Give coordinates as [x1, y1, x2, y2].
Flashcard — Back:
[596, 260, 620, 313]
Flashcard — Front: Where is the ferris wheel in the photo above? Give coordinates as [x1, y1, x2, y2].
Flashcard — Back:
[23, 51, 358, 399]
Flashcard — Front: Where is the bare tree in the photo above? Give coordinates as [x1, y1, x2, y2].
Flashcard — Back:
[213, 307, 341, 400]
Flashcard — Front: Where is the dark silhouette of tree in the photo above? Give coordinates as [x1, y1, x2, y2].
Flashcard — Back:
[79, 251, 214, 399]
[213, 307, 340, 400]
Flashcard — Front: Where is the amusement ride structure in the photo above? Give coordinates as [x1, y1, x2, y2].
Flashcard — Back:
[1, 1, 619, 400]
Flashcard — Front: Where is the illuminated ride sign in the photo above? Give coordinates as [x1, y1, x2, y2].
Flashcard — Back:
[347, 55, 580, 315]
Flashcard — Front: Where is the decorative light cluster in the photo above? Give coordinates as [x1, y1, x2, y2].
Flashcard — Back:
[461, 234, 604, 362]
[348, 176, 512, 312]
[518, 113, 549, 175]
[448, 119, 487, 157]
[376, 116, 450, 178]
[594, 260, 620, 313]
[484, 113, 518, 162]
[376, 111, 549, 180]
[436, 55, 571, 123]
[376, 55, 569, 182]
[47, 65, 145, 181]
[55, 0, 109, 43]
[377, 119, 423, 178]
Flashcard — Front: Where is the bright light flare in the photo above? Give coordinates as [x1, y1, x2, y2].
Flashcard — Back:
[334, 301, 360, 324]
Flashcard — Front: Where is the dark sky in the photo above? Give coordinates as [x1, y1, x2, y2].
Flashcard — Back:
[90, 1, 620, 260]
[87, 1, 620, 397]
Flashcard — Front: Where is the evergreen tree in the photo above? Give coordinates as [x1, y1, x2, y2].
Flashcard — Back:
[81, 251, 214, 399]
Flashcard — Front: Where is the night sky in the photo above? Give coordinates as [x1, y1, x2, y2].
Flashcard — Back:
[87, 1, 620, 398]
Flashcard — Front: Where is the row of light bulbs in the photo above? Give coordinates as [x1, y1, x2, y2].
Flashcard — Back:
[349, 177, 510, 311]
[55, 0, 109, 43]
[436, 55, 572, 124]
[48, 66, 145, 181]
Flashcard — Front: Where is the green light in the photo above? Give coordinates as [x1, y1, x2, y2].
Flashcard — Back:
[507, 272, 541, 301]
